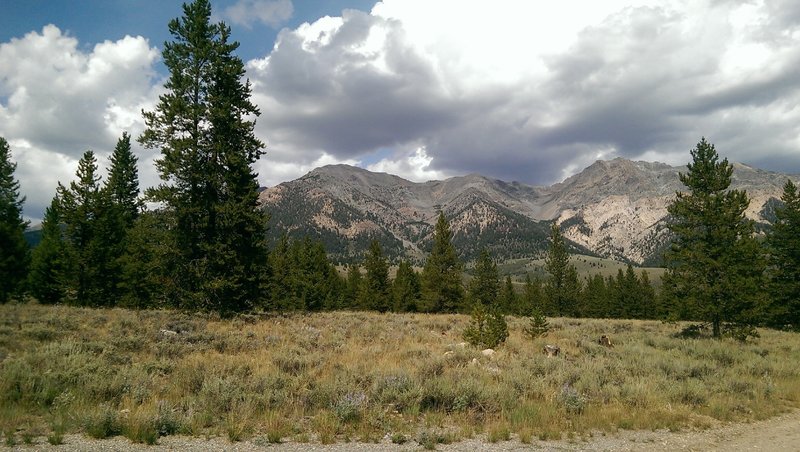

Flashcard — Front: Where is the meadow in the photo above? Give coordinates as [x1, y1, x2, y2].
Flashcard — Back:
[1, 303, 799, 447]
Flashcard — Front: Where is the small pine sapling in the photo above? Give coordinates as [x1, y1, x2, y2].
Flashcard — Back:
[524, 308, 550, 339]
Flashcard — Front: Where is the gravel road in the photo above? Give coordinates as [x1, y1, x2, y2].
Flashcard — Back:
[8, 409, 800, 451]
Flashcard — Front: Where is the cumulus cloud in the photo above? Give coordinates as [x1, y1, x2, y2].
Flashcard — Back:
[0, 25, 160, 221]
[248, 0, 800, 186]
[223, 0, 294, 29]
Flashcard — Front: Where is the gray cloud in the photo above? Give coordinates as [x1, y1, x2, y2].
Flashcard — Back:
[247, 0, 800, 186]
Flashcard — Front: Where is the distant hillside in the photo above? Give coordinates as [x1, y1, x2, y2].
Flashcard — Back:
[259, 158, 796, 265]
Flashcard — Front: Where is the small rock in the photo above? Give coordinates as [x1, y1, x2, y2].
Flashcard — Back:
[444, 351, 455, 357]
[457, 342, 468, 348]
[599, 335, 614, 347]
[159, 329, 178, 337]
[481, 348, 495, 357]
[543, 344, 560, 357]
[470, 358, 479, 366]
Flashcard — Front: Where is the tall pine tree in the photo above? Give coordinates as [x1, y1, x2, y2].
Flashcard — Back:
[544, 223, 580, 317]
[0, 137, 30, 302]
[29, 197, 73, 304]
[392, 260, 420, 312]
[664, 138, 764, 338]
[767, 179, 800, 329]
[420, 212, 465, 313]
[140, 0, 268, 315]
[359, 240, 390, 312]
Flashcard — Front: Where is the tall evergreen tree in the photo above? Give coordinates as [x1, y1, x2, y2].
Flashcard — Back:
[360, 240, 390, 312]
[57, 151, 119, 306]
[582, 274, 608, 318]
[421, 212, 465, 312]
[343, 263, 363, 310]
[767, 179, 800, 329]
[0, 137, 29, 302]
[499, 275, 518, 315]
[467, 249, 499, 307]
[28, 197, 73, 304]
[522, 274, 544, 316]
[392, 260, 420, 312]
[664, 138, 764, 338]
[544, 223, 580, 316]
[139, 0, 268, 315]
[105, 132, 141, 227]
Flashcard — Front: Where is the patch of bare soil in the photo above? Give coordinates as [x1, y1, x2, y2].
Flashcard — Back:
[11, 410, 800, 451]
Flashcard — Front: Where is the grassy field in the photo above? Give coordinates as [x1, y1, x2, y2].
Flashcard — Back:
[498, 255, 667, 287]
[1, 303, 799, 447]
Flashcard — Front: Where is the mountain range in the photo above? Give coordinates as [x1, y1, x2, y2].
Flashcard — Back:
[258, 158, 796, 265]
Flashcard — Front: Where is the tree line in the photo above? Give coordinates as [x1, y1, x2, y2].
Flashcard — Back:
[1, 1, 798, 335]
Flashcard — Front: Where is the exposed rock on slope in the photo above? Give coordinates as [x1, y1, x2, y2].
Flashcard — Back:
[259, 158, 796, 264]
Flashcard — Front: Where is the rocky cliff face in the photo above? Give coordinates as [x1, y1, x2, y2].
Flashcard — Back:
[259, 159, 795, 264]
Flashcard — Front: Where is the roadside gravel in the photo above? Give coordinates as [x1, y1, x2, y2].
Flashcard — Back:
[8, 409, 800, 451]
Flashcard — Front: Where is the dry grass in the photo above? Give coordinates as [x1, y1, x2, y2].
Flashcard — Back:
[1, 303, 799, 445]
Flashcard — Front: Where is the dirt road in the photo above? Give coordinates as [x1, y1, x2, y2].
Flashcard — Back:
[11, 410, 800, 451]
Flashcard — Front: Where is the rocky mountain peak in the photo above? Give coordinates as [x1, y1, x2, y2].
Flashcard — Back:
[259, 158, 795, 265]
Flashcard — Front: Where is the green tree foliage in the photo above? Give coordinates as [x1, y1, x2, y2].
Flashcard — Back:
[499, 275, 519, 315]
[544, 223, 581, 317]
[0, 137, 30, 302]
[523, 308, 550, 339]
[521, 274, 543, 317]
[28, 198, 73, 304]
[581, 274, 608, 318]
[266, 236, 341, 311]
[343, 263, 363, 310]
[105, 133, 141, 227]
[663, 138, 765, 338]
[467, 249, 498, 307]
[139, 0, 268, 315]
[118, 210, 175, 308]
[57, 151, 120, 306]
[360, 240, 390, 312]
[767, 179, 800, 329]
[463, 248, 508, 348]
[392, 260, 420, 312]
[462, 304, 509, 349]
[420, 212, 465, 312]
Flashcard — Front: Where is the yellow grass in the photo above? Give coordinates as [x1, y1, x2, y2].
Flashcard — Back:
[1, 303, 799, 446]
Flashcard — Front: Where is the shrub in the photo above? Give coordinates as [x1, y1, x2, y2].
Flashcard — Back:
[463, 305, 508, 349]
[83, 404, 122, 439]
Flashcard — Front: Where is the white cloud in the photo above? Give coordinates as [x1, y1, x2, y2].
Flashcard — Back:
[224, 0, 294, 29]
[367, 146, 451, 182]
[246, 0, 800, 187]
[0, 25, 160, 221]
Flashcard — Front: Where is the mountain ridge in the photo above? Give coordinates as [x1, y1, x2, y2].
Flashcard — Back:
[259, 158, 797, 264]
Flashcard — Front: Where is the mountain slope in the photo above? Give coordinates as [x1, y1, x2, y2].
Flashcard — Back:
[259, 159, 796, 264]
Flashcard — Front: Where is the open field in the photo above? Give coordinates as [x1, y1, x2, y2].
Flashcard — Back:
[1, 304, 799, 448]
[498, 255, 667, 286]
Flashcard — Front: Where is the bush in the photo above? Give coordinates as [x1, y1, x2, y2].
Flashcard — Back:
[463, 305, 508, 349]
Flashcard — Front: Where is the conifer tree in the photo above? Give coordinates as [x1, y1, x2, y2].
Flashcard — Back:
[139, 0, 268, 315]
[28, 197, 73, 304]
[544, 223, 580, 316]
[467, 249, 498, 307]
[767, 179, 800, 329]
[421, 212, 465, 312]
[522, 273, 543, 316]
[344, 263, 363, 309]
[638, 270, 657, 319]
[0, 137, 30, 302]
[57, 150, 119, 306]
[361, 240, 390, 312]
[105, 132, 141, 227]
[582, 274, 608, 318]
[664, 138, 764, 338]
[118, 210, 174, 308]
[499, 275, 518, 315]
[392, 260, 420, 312]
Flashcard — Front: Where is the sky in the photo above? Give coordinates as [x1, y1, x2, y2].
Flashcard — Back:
[2, 0, 800, 222]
